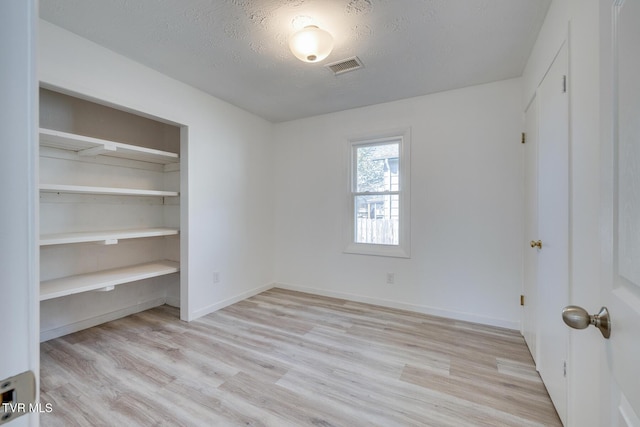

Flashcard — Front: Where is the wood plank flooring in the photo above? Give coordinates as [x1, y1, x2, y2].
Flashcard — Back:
[40, 288, 562, 426]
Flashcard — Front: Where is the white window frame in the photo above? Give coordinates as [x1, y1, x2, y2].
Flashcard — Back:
[344, 127, 411, 258]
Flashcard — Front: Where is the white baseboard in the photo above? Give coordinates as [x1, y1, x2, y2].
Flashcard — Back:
[40, 297, 166, 342]
[189, 282, 275, 320]
[275, 282, 520, 330]
[165, 296, 180, 308]
[39, 282, 519, 341]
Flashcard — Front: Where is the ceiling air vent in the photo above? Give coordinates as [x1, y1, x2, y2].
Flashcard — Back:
[325, 56, 363, 76]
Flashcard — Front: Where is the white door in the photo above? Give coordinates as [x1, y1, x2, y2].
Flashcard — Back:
[536, 42, 570, 426]
[600, 0, 640, 424]
[0, 1, 39, 426]
[523, 97, 539, 364]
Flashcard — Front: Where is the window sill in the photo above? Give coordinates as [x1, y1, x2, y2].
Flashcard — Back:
[343, 242, 410, 258]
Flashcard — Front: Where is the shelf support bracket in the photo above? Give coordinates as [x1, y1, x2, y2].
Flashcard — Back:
[97, 239, 119, 245]
[79, 143, 117, 157]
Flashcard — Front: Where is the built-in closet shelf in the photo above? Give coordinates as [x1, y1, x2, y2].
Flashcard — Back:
[40, 228, 179, 246]
[39, 128, 179, 165]
[39, 183, 179, 197]
[40, 260, 180, 301]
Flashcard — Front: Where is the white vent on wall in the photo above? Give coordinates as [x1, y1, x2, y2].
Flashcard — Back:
[325, 56, 363, 75]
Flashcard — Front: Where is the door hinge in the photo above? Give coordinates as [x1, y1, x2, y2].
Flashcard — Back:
[563, 360, 567, 377]
[562, 75, 567, 93]
[521, 132, 526, 144]
[520, 295, 525, 306]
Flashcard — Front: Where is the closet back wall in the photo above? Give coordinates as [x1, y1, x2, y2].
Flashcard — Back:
[273, 78, 524, 329]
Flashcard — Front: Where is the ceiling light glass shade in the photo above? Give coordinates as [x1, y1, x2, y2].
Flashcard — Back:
[289, 25, 334, 63]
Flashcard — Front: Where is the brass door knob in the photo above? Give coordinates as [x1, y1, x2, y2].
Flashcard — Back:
[530, 240, 542, 249]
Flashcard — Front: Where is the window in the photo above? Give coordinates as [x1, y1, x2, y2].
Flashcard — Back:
[344, 128, 410, 258]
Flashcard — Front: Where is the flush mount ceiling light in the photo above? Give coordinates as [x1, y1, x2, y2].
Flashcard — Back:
[289, 25, 334, 63]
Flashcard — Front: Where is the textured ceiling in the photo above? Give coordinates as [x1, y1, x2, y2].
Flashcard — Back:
[39, 0, 551, 122]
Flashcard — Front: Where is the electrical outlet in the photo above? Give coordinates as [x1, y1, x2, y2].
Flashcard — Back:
[386, 272, 395, 285]
[213, 272, 220, 284]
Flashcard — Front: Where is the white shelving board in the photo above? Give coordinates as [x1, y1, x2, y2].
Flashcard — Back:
[40, 260, 180, 301]
[40, 227, 179, 246]
[40, 128, 179, 164]
[40, 183, 179, 197]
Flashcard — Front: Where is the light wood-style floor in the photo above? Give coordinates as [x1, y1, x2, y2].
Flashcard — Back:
[40, 288, 561, 426]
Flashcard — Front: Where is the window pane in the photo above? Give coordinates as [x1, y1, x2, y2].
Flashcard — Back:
[356, 143, 400, 192]
[355, 194, 399, 245]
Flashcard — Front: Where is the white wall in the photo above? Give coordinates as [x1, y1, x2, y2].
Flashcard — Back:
[0, 1, 39, 425]
[39, 20, 275, 327]
[522, 1, 602, 425]
[273, 78, 524, 329]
